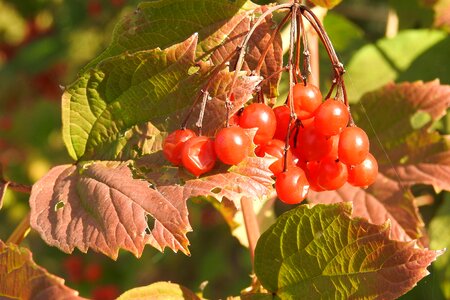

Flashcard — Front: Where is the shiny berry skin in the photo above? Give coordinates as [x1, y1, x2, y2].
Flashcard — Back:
[305, 161, 324, 192]
[214, 126, 250, 165]
[314, 99, 349, 136]
[275, 167, 310, 204]
[317, 158, 348, 190]
[181, 136, 216, 177]
[290, 126, 333, 162]
[239, 103, 276, 145]
[338, 126, 370, 165]
[163, 129, 196, 165]
[348, 153, 378, 187]
[255, 139, 293, 176]
[289, 83, 322, 120]
[273, 105, 291, 141]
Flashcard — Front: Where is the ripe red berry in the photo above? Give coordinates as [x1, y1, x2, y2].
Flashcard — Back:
[181, 136, 216, 177]
[290, 125, 333, 162]
[273, 105, 291, 141]
[338, 126, 370, 165]
[305, 161, 325, 192]
[255, 139, 293, 176]
[63, 256, 83, 283]
[275, 167, 310, 204]
[239, 103, 276, 145]
[84, 263, 102, 282]
[214, 126, 250, 165]
[92, 285, 120, 300]
[317, 158, 348, 190]
[314, 99, 349, 136]
[289, 83, 322, 120]
[163, 129, 197, 166]
[348, 153, 378, 187]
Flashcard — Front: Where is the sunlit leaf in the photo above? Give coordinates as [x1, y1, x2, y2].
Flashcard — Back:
[117, 281, 200, 300]
[254, 203, 442, 299]
[29, 162, 192, 259]
[0, 240, 84, 300]
[346, 30, 449, 102]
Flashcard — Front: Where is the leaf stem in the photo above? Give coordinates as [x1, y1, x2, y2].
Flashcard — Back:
[6, 212, 31, 245]
[240, 197, 260, 267]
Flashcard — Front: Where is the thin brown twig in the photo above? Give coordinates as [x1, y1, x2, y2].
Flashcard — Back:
[240, 197, 260, 268]
[6, 212, 31, 245]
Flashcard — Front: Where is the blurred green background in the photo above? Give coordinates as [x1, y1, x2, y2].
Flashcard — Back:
[0, 0, 449, 299]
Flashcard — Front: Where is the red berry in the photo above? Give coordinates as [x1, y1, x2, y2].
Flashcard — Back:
[348, 153, 378, 187]
[163, 129, 197, 166]
[305, 161, 325, 192]
[239, 103, 276, 145]
[338, 126, 370, 165]
[84, 263, 102, 282]
[290, 125, 333, 162]
[275, 167, 310, 204]
[214, 126, 250, 165]
[273, 105, 291, 141]
[255, 139, 293, 176]
[314, 99, 349, 136]
[92, 285, 120, 300]
[317, 158, 348, 190]
[181, 136, 216, 176]
[324, 134, 339, 160]
[289, 83, 322, 120]
[63, 256, 83, 283]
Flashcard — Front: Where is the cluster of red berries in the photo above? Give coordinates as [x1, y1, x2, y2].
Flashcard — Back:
[162, 82, 378, 205]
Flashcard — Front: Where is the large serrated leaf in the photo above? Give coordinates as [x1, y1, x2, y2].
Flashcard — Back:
[0, 240, 85, 300]
[29, 162, 192, 259]
[254, 203, 442, 299]
[310, 81, 450, 243]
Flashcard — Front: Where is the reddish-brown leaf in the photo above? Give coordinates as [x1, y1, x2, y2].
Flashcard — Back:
[310, 81, 450, 243]
[212, 6, 284, 98]
[29, 162, 191, 260]
[0, 240, 85, 300]
[309, 174, 423, 242]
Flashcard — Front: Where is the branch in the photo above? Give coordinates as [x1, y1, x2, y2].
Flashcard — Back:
[6, 212, 31, 245]
[241, 197, 261, 267]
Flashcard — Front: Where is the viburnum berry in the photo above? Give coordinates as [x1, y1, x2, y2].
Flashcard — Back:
[317, 157, 348, 190]
[289, 83, 322, 120]
[338, 126, 370, 165]
[275, 166, 310, 204]
[239, 103, 276, 145]
[347, 153, 378, 187]
[290, 125, 333, 162]
[84, 263, 102, 282]
[273, 105, 291, 141]
[163, 129, 196, 165]
[305, 161, 325, 192]
[314, 99, 349, 136]
[255, 139, 293, 176]
[181, 136, 216, 177]
[214, 126, 250, 165]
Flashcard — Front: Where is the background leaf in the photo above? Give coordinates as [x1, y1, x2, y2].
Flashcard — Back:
[346, 30, 450, 102]
[254, 203, 441, 299]
[0, 240, 84, 299]
[117, 281, 200, 300]
[309, 0, 343, 9]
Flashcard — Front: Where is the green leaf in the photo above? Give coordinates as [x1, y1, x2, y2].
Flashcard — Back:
[430, 193, 450, 299]
[346, 29, 449, 102]
[117, 281, 200, 300]
[0, 240, 84, 299]
[254, 203, 442, 299]
[308, 0, 342, 9]
[82, 0, 254, 71]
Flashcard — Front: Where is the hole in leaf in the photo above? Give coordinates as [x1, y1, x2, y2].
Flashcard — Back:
[210, 187, 222, 194]
[54, 201, 65, 211]
[145, 214, 155, 235]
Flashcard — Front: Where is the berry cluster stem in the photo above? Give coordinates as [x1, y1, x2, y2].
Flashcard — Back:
[6, 212, 31, 245]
